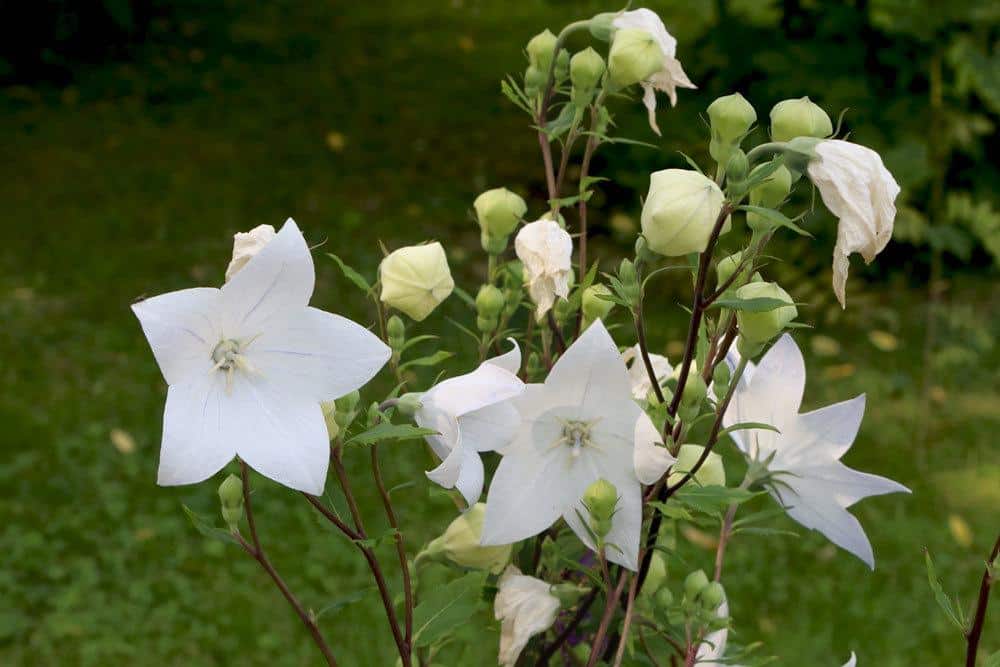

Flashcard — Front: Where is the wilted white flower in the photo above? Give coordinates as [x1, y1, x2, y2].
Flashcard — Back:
[723, 335, 909, 568]
[612, 8, 696, 134]
[379, 242, 455, 321]
[225, 223, 276, 282]
[481, 320, 674, 570]
[806, 140, 900, 308]
[415, 343, 524, 506]
[132, 219, 391, 495]
[621, 344, 672, 401]
[514, 218, 573, 321]
[494, 566, 561, 667]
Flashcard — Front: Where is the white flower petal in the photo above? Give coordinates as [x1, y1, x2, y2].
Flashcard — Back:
[225, 223, 277, 282]
[634, 412, 674, 485]
[454, 448, 486, 507]
[563, 477, 642, 570]
[132, 287, 221, 386]
[515, 219, 573, 320]
[487, 339, 522, 375]
[697, 598, 730, 665]
[158, 372, 236, 486]
[623, 344, 672, 401]
[248, 306, 390, 402]
[459, 401, 521, 453]
[777, 394, 866, 464]
[495, 566, 561, 667]
[546, 319, 634, 418]
[220, 218, 315, 336]
[423, 363, 524, 419]
[843, 652, 858, 667]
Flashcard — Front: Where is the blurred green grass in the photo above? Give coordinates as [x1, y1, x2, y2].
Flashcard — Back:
[1, 1, 997, 664]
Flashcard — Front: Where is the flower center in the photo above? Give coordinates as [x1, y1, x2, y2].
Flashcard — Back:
[557, 419, 599, 459]
[210, 337, 260, 392]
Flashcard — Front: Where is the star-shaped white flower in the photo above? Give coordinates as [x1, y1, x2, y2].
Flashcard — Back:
[481, 320, 674, 570]
[515, 218, 573, 321]
[494, 565, 561, 667]
[722, 334, 909, 568]
[806, 139, 900, 308]
[132, 219, 391, 495]
[416, 343, 525, 506]
[612, 8, 696, 135]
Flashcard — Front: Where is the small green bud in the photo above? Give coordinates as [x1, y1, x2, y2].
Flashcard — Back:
[715, 251, 747, 290]
[680, 373, 707, 408]
[218, 474, 244, 531]
[712, 362, 731, 395]
[333, 389, 361, 429]
[700, 582, 725, 611]
[654, 586, 675, 610]
[747, 163, 793, 231]
[668, 444, 726, 488]
[634, 235, 658, 265]
[555, 49, 570, 81]
[526, 352, 543, 381]
[770, 96, 833, 143]
[524, 65, 546, 97]
[551, 582, 589, 606]
[707, 93, 757, 164]
[321, 401, 340, 440]
[474, 187, 527, 240]
[582, 284, 614, 324]
[589, 12, 617, 41]
[642, 551, 668, 597]
[735, 281, 797, 344]
[726, 149, 749, 183]
[527, 29, 558, 71]
[617, 258, 641, 306]
[583, 478, 618, 540]
[684, 569, 711, 602]
[418, 503, 512, 574]
[476, 284, 505, 321]
[608, 28, 664, 89]
[387, 315, 406, 350]
[553, 295, 575, 325]
[394, 392, 423, 417]
[570, 47, 606, 105]
[476, 315, 494, 333]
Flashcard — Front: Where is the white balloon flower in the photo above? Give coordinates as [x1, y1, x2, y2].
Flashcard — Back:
[481, 320, 674, 570]
[806, 139, 900, 308]
[132, 219, 391, 495]
[494, 565, 561, 667]
[723, 334, 909, 568]
[515, 218, 573, 321]
[415, 343, 525, 507]
[612, 8, 696, 135]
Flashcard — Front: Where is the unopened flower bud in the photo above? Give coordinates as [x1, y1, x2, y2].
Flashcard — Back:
[394, 392, 423, 417]
[641, 169, 727, 257]
[617, 258, 641, 307]
[524, 65, 546, 97]
[527, 29, 558, 71]
[387, 314, 406, 351]
[380, 242, 455, 321]
[475, 188, 527, 241]
[712, 362, 731, 395]
[634, 235, 658, 265]
[570, 47, 606, 105]
[419, 503, 512, 574]
[551, 582, 589, 606]
[716, 251, 747, 290]
[476, 284, 505, 322]
[700, 582, 725, 611]
[708, 93, 756, 164]
[555, 49, 570, 81]
[334, 390, 361, 428]
[608, 28, 664, 89]
[748, 163, 793, 231]
[321, 401, 340, 440]
[668, 444, 726, 488]
[218, 473, 244, 531]
[735, 281, 797, 344]
[583, 478, 618, 540]
[684, 569, 711, 602]
[526, 351, 543, 381]
[582, 284, 614, 324]
[770, 96, 833, 142]
[589, 12, 617, 41]
[726, 149, 749, 183]
[654, 586, 675, 609]
[680, 373, 707, 408]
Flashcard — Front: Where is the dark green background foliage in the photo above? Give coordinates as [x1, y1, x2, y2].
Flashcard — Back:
[1, 1, 997, 665]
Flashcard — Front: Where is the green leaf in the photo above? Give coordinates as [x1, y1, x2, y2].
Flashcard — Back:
[710, 296, 795, 313]
[737, 206, 812, 237]
[399, 350, 454, 370]
[326, 253, 372, 293]
[923, 549, 968, 632]
[500, 76, 533, 115]
[399, 334, 439, 353]
[674, 485, 761, 513]
[315, 588, 372, 620]
[413, 571, 487, 648]
[744, 157, 786, 191]
[984, 651, 1000, 667]
[344, 422, 438, 447]
[718, 422, 780, 439]
[182, 505, 240, 545]
[452, 285, 477, 308]
[676, 151, 705, 175]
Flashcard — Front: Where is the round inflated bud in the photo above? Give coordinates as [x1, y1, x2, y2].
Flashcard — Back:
[570, 47, 606, 105]
[668, 444, 726, 488]
[641, 170, 728, 257]
[526, 29, 558, 70]
[734, 281, 797, 344]
[582, 284, 614, 324]
[684, 569, 711, 602]
[770, 96, 833, 142]
[608, 28, 663, 89]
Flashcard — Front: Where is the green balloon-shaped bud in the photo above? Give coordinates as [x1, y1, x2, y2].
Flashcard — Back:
[583, 478, 619, 540]
[570, 47, 606, 105]
[716, 251, 748, 290]
[770, 96, 833, 142]
[735, 281, 797, 345]
[475, 187, 526, 240]
[476, 284, 505, 322]
[684, 569, 711, 602]
[582, 284, 614, 324]
[527, 29, 558, 71]
[668, 444, 726, 488]
[747, 163, 793, 231]
[641, 169, 728, 257]
[608, 28, 663, 89]
[419, 503, 512, 574]
[708, 93, 756, 144]
[701, 582, 725, 611]
[217, 473, 244, 531]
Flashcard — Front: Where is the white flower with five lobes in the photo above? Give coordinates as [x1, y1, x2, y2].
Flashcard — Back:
[224, 223, 276, 282]
[514, 218, 573, 321]
[641, 169, 728, 257]
[610, 8, 696, 135]
[494, 566, 561, 667]
[805, 139, 900, 308]
[131, 220, 390, 494]
[379, 241, 455, 321]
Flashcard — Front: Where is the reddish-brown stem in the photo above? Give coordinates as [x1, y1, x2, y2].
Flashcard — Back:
[714, 503, 740, 582]
[634, 303, 666, 405]
[535, 587, 599, 666]
[547, 310, 567, 354]
[613, 571, 641, 666]
[966, 532, 1000, 667]
[302, 493, 360, 540]
[237, 463, 339, 667]
[586, 568, 629, 667]
[371, 443, 414, 648]
[577, 134, 598, 289]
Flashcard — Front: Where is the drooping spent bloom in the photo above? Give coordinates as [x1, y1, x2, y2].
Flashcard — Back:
[415, 343, 524, 506]
[611, 8, 696, 134]
[379, 242, 455, 321]
[723, 334, 909, 568]
[481, 320, 674, 570]
[622, 344, 672, 401]
[494, 565, 561, 667]
[132, 219, 391, 495]
[514, 218, 573, 321]
[225, 223, 276, 282]
[805, 140, 900, 308]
